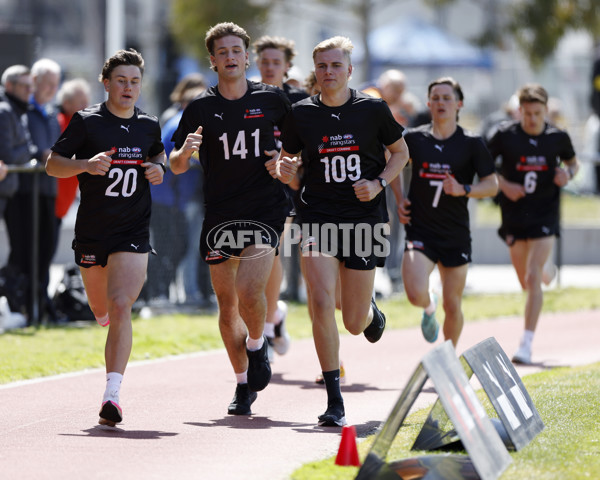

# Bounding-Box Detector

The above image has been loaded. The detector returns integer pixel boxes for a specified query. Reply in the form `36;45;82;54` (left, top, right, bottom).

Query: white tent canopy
353;17;492;69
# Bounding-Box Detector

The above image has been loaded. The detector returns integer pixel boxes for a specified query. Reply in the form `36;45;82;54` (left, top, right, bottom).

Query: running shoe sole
98;400;122;427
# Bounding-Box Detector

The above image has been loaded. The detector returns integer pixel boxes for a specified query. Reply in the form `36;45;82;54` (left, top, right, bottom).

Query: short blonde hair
518;83;548;105
312;36;353;63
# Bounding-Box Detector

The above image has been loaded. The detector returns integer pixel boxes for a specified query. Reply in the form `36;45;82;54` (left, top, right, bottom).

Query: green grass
475;193;600;226
0;287;598;384
290;363;600;480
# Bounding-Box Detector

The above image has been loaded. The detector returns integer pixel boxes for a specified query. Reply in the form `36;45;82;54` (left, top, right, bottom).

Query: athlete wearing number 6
395;77;498;348
487;83;580;365
47;49;166;427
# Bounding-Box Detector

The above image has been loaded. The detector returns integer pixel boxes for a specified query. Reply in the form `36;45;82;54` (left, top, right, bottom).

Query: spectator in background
144;85;209;308
480;94;521;143
362;69;422;293
0;65;36;316
159;72;206;127
0;65;35;224
5;58;62;324
55;78;91;244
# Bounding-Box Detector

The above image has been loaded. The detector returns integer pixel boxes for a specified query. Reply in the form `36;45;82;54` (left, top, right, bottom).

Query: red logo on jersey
244;108;264;119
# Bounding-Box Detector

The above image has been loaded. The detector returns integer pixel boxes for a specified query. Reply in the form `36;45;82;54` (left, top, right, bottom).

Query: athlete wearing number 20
51;102;164;248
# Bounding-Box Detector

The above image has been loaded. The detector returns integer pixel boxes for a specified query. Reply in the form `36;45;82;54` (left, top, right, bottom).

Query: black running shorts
404;236;471;267
73;236;154;268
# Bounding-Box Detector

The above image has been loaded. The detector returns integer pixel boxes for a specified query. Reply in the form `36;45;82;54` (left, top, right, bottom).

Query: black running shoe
246;336;272;392
98;400;123;427
364;298;386;343
227;383;258;415
318;402;347;427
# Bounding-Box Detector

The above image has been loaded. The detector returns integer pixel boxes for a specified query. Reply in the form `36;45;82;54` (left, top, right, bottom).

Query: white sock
522;330;535;348
235;371;248;385
103;372;123;403
263;322;275;338
246;335;264;351
424;298;436;315
95;313;109;324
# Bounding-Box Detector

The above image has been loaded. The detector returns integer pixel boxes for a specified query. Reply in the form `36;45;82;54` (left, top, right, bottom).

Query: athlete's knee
107;293;134;319
524;270;542;291
404;286;428;308
442;297;462;318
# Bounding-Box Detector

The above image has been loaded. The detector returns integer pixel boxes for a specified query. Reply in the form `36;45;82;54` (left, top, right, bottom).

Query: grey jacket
0;89;36;197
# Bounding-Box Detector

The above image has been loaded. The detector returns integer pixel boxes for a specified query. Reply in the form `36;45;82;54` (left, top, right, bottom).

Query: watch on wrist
158;163;167;173
376;176;387;188
463;184;471;196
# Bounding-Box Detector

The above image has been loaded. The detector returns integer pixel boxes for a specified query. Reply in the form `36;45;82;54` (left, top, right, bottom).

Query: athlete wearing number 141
47;49;166;427
170;22;291;417
277;36;409;427
487;83;579;365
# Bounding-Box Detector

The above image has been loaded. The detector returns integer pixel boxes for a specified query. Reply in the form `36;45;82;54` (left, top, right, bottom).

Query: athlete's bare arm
554;155;579;187
275;148;302;185
141;150;167;185
498;173;526;202
353;136;409;202
443;171;498;198
46;149;115;178
169;126;203;175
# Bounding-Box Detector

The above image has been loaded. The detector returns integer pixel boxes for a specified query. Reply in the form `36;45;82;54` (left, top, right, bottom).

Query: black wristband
158;163;167;173
463;184;471;196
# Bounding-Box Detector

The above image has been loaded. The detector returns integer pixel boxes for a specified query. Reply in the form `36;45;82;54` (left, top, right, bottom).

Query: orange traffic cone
335;425;361;466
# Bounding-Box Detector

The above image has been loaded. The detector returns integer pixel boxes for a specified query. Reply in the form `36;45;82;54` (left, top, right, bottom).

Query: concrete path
0;309;598;479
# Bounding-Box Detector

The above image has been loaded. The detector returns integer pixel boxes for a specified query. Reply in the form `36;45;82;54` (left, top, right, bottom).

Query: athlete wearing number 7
487;83;579;365
395;77;498;347
47;49;166;427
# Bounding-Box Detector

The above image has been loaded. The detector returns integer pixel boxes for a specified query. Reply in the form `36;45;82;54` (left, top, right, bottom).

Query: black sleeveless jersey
487;121;575;229
280;89;404;221
51;102;164;243
403;124;495;247
172;80;291;221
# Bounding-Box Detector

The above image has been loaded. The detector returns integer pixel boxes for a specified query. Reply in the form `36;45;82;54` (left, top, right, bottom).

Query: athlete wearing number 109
277;36;409;427
47;49;166;427
170;23;291;417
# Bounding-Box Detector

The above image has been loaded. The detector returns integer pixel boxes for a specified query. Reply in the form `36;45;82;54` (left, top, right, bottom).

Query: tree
441;0;600;69
507;0;600;68
169;0;272;66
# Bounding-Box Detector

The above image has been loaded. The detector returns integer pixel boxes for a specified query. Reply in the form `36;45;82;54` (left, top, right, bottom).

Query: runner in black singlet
170;23;291;417
277;36;409;427
47;49;166;427
487;83;579;365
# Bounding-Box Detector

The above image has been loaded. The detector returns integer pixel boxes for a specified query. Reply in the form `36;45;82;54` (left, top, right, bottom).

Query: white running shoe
272;300;290;355
512;343;532;365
